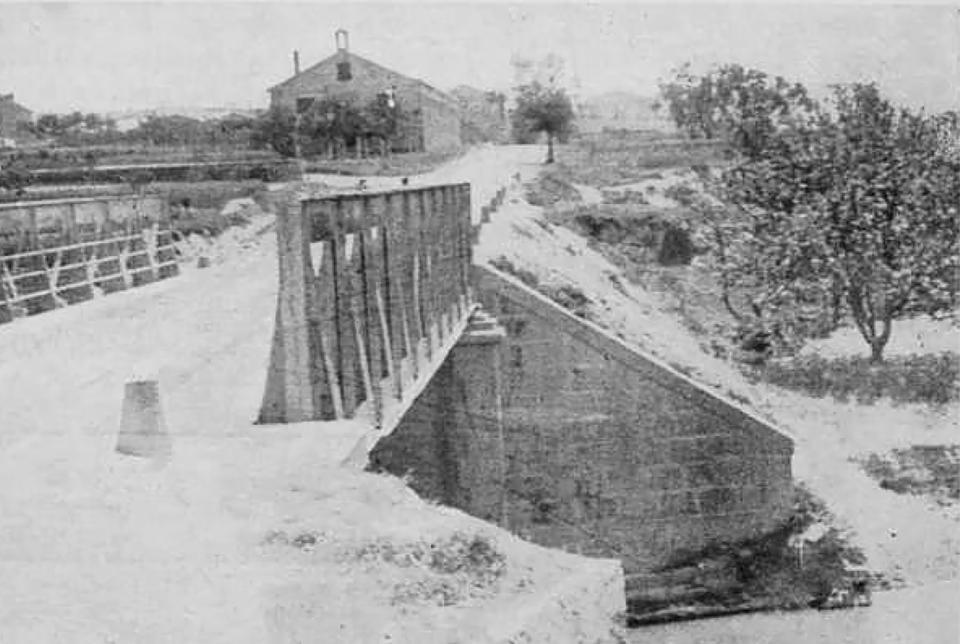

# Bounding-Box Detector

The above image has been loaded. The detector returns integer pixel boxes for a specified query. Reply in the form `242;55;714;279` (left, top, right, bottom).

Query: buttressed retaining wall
371;264;794;589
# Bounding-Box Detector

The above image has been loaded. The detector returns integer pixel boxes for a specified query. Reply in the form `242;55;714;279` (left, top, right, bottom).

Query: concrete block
116;379;171;460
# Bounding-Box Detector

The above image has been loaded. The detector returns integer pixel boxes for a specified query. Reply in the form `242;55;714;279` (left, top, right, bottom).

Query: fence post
259;195;318;422
361;195;387;427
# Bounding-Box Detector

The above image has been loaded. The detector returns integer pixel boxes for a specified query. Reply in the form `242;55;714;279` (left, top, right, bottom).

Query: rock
220;197;257;217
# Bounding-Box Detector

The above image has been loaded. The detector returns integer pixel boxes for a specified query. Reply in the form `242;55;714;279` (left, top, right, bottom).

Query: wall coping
475;264;796;452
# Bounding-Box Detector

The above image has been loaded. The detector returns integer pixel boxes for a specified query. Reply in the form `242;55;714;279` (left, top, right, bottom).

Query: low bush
629;484;870;624
160;180;267;237
663;182;699;207
540;283;592;318
169;208;245;237
857;446;960;503
353;532;507;606
754;352;960;406
158;180;266;210
488;256;591;318
489;256;540;289
555;137;727;187
524;164;581;207
301;148;461;177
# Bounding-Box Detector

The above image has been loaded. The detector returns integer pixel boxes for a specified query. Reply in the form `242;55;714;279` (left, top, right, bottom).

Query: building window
337;62;352;82
383;86;397;109
296;97;315;113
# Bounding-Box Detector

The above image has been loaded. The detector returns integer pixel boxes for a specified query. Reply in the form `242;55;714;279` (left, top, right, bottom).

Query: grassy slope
476;135;959;617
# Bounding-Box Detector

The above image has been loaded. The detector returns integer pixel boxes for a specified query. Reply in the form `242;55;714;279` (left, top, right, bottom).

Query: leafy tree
251;106;297;157
0;160;31;195
297;98;367;157
511;81;575;164
659;63;820;158
362;93;402;155
699;82;959;362
208;113;256;147
131;114;205;147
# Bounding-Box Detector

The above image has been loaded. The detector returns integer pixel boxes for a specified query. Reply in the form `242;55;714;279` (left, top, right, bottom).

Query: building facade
0;94;32;142
268;30;461;154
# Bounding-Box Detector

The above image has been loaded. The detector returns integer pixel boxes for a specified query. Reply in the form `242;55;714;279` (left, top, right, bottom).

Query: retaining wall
370;264;794;589
0;195;178;322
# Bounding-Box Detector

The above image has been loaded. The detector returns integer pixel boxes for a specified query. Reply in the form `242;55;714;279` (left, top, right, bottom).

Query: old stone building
268;30;461;154
0;94;32;142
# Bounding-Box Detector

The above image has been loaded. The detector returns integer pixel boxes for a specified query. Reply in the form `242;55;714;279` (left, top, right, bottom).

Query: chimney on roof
335;29;349;54
293;50;301;75
334;29;352;81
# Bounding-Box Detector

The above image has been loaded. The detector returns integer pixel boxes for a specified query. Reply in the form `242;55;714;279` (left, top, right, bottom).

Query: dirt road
0;145;547;643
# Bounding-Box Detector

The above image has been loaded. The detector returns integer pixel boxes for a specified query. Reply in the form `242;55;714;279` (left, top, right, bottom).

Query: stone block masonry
371;264;794;588
269;33;462;154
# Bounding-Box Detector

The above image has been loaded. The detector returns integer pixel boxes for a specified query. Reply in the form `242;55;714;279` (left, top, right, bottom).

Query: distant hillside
576;92;675;134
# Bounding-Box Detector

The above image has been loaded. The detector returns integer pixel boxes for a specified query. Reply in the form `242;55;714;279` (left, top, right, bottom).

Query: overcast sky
0;2;957;114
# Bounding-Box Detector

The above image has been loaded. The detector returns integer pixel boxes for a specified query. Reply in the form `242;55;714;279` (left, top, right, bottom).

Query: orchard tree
511;81;575;164
659;63;820;158
703;82;959;362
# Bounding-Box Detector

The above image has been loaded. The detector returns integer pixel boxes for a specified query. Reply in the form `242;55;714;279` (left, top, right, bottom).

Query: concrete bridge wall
0;195;178;322
370;265;794;584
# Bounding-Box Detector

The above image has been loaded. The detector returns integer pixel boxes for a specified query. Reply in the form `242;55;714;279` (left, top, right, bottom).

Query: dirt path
0;146;570;643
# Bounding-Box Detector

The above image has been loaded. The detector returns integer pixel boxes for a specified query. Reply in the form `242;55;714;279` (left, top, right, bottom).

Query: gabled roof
268;51;459;111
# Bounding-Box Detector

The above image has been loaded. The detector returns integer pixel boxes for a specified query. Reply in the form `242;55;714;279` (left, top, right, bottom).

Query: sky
0;2;957;115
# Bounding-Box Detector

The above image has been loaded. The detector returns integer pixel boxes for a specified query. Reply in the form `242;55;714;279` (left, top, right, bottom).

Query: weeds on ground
159;180;267;237
662;183;700;207
489;256;540;289
301;149;461;177
352;532;507;606
158;180;267;210
753;352;960;406
856;446;960;505
489;256;593;318
628;484;870;624
539;284;593;318
524;164;581;207
170;208;251;237
554;137;727;186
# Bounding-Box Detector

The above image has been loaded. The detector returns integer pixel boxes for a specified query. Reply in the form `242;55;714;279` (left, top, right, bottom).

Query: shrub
489;256;540;289
656;224;695;266
663;183;699;207
353;532;507;606
629;484;867;621
524;164;580;207
857;446;960;502
754;352;960;406
540;283;592;318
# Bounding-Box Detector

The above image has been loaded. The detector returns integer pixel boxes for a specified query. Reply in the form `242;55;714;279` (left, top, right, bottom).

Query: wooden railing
0;195;178;322
259;183;474;424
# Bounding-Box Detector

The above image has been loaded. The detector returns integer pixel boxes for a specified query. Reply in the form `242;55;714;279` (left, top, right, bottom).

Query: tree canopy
511;81;575;163
658;63;820;158
663;68;959;362
253;94;407;159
